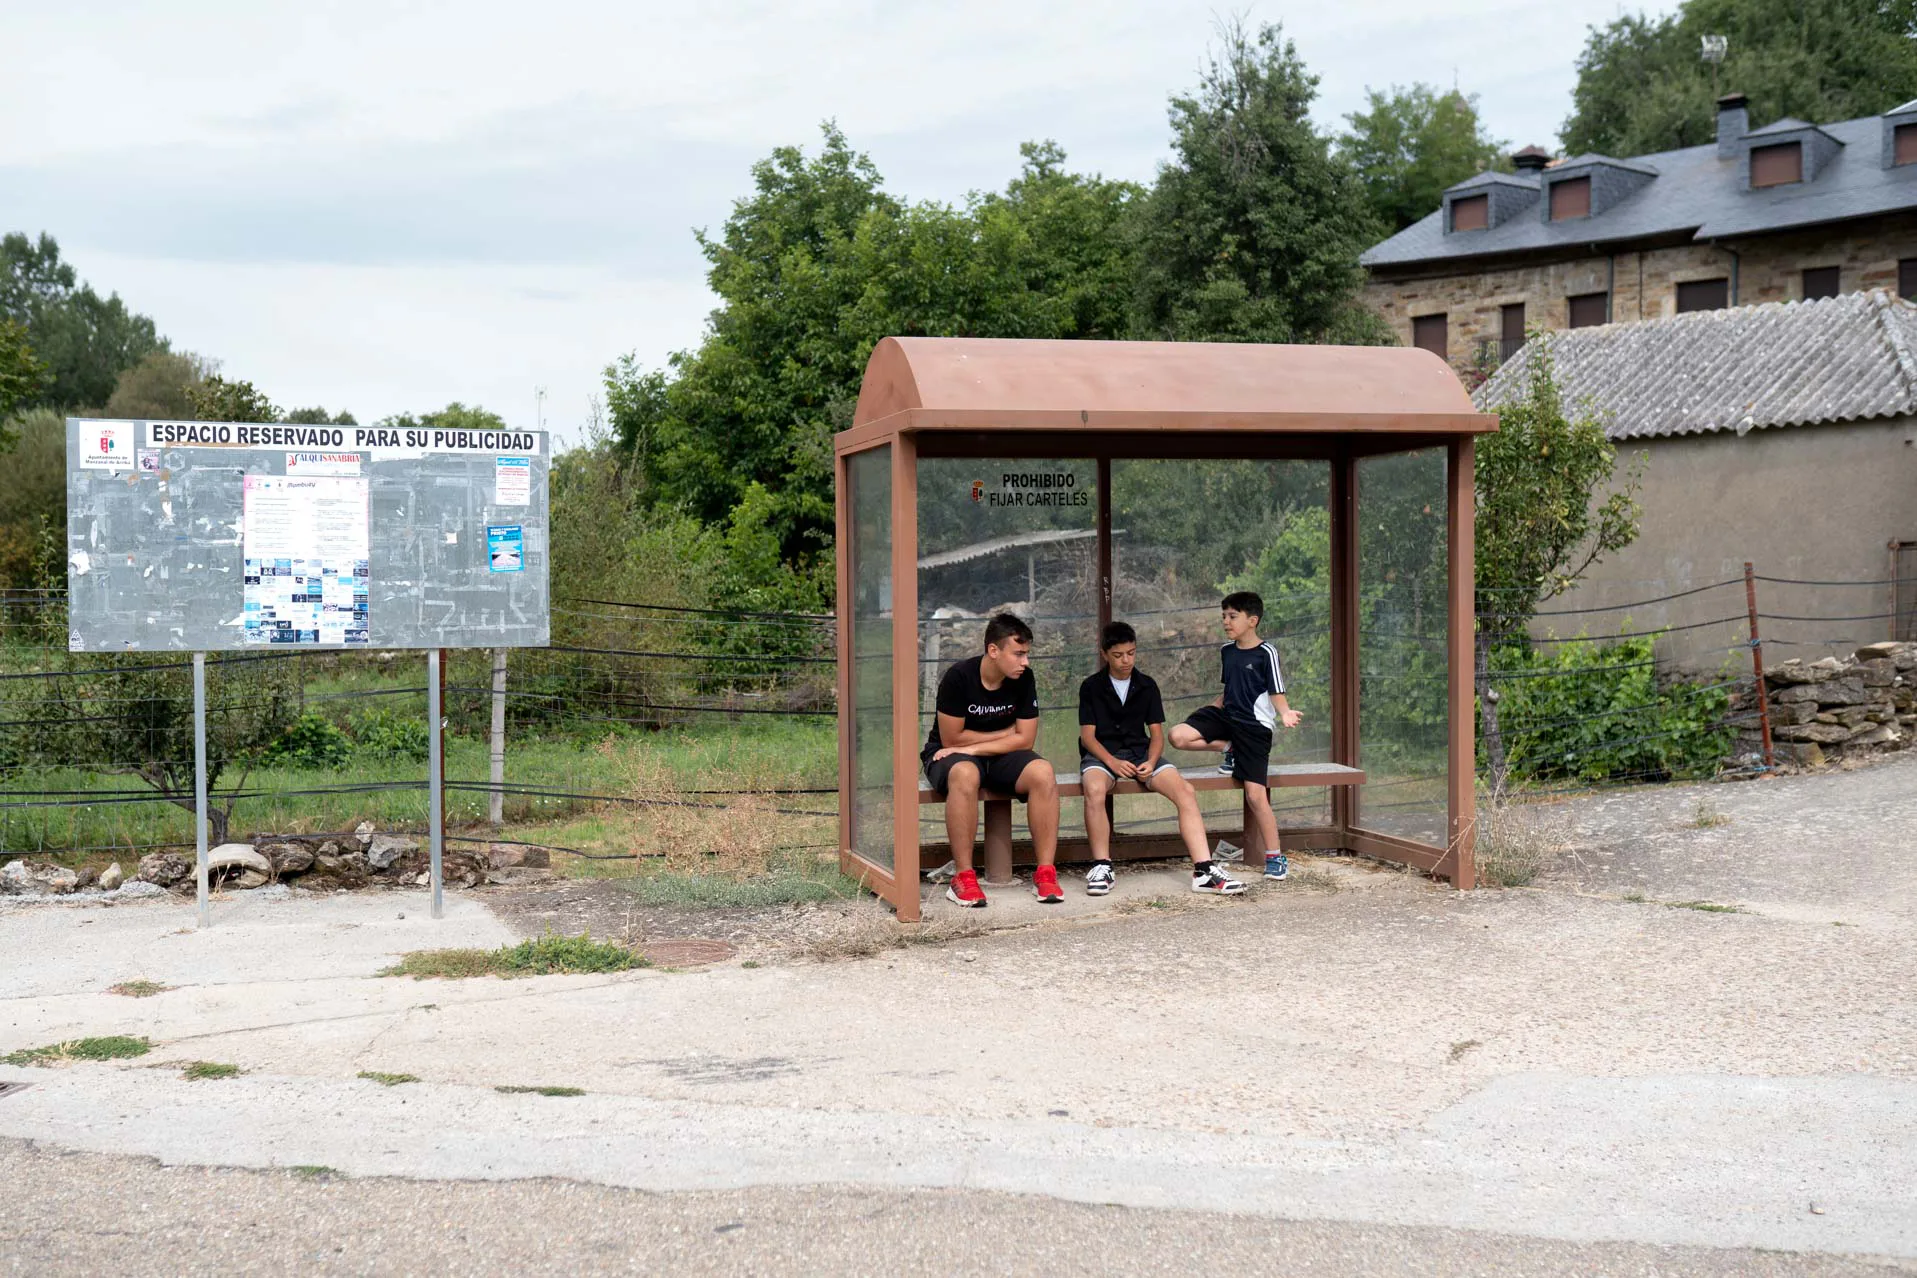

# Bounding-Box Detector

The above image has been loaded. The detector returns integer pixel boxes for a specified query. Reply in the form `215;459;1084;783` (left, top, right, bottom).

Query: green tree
0;319;46;442
185;374;280;423
283;406;357;425
377;402;505;432
1474;336;1644;785
605;126;1139;572
1;232;165;409
104;350;209;420
1563;0;1917;157
0;407;65;587
1338;84;1507;232
1131;19;1388;346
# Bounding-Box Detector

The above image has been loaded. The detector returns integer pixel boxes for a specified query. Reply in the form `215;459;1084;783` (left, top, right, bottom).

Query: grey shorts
1079;745;1177;780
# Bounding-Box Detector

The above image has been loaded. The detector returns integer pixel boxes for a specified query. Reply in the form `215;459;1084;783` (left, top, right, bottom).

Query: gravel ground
3;1141;1907;1277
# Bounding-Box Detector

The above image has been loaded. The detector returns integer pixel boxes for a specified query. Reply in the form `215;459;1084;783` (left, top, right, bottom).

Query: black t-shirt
922;655;1039;761
1077;670;1166;755
1220;640;1286;730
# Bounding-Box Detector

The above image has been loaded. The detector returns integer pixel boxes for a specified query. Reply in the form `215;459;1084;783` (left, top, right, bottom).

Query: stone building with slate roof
1473;291;1917;660
1363;94;1917;374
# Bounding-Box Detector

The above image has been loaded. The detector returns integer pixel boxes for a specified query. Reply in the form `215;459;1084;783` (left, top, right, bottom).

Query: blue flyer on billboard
487;524;524;573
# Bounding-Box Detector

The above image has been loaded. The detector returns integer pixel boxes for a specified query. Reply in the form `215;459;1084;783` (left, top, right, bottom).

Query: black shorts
1181;706;1272;785
1079;745;1177;780
923;749;1046;799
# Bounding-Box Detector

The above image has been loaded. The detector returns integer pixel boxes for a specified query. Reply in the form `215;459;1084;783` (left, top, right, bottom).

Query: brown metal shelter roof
846;337;1495;442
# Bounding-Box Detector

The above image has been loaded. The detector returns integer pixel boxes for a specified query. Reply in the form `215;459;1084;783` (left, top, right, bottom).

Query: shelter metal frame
835;338;1497;922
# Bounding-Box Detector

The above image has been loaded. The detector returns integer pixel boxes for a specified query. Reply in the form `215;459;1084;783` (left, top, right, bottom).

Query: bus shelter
834;337;1497;921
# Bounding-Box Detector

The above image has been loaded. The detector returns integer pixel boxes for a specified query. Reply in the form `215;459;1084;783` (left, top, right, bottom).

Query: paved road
2;753;1913;1273
3;1140;1905;1277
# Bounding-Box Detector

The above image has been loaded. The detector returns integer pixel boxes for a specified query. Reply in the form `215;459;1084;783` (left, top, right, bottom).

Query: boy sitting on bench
1079;622;1245;896
922;612;1063;908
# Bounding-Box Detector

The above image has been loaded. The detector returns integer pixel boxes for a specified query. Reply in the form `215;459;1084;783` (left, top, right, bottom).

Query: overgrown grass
5;1035;150;1066
290;1165;341;1180
380;932;648;979
182;1060;241;1080
1689;799;1731;829
1667;899;1743;914
616;853;864;907
1473;786;1576;888
107;980;173;998
495;1084;585;1097
358;1070;420;1086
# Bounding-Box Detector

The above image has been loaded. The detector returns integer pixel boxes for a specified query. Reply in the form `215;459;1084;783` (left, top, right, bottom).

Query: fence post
489;647;507;826
1744;562;1775;771
428;648;444;919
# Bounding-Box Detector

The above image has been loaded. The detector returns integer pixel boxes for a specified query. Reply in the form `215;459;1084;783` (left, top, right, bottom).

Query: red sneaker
946;869;987;908
1033;864;1064;904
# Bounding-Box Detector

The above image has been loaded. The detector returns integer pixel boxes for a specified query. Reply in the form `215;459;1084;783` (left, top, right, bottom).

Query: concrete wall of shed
1534;416;1917;669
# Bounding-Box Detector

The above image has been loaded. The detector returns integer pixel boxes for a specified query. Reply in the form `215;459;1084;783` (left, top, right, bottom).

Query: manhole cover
0;1081;31;1099
642;938;737;967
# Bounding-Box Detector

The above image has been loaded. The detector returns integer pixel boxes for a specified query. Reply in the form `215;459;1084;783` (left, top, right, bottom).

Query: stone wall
1735;641;1915;768
1365;210;1917;364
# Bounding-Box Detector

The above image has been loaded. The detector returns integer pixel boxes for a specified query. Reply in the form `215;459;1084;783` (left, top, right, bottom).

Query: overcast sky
3;1;1675;447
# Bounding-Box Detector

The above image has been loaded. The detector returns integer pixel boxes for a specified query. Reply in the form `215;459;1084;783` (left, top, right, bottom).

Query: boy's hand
1280;708;1304;729
931;746;960;762
1109;758;1138;779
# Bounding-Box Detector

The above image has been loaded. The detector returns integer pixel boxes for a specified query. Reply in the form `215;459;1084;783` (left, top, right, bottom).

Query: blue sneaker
1264;853;1289;881
1218;748;1235;776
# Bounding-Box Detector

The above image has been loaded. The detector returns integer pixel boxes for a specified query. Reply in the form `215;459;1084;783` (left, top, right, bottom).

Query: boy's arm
1272;692;1303;729
932;715;1027;757
1143;722;1164;772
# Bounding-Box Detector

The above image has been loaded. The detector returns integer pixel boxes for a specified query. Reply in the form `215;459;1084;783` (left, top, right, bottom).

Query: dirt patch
482;877;898;961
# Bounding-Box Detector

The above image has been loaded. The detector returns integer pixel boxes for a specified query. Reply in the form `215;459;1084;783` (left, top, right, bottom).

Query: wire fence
0;568;1903;865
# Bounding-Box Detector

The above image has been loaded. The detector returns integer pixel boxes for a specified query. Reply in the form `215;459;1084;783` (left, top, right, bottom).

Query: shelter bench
917;762;1364;884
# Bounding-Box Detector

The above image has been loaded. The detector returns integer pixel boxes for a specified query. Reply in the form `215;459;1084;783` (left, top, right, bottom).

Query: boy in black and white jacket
1169;591;1303;880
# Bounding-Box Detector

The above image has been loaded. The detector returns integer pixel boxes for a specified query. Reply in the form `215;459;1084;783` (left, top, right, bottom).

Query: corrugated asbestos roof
1362;112;1917;270
1472;290;1917;441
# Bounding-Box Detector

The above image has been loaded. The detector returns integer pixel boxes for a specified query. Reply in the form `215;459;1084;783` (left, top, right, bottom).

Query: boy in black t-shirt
1170;591;1304;880
1078;621;1245;896
922;612;1062;908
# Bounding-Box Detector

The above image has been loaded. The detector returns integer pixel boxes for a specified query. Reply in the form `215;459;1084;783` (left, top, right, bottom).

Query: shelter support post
835;452;853;877
982;801;1015;885
889;435;922;921
1445;437;1477;888
193;653;209;929
1096;457;1112;634
1329;453;1360;836
428;649;445;919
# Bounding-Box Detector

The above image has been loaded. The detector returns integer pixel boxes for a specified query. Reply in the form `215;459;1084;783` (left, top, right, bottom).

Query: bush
265;712;354;769
1484;635;1734;785
350;707;429;762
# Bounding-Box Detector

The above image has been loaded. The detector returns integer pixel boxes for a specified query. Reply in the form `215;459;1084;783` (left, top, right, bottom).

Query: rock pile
1748;640;1914;767
1;829;549;900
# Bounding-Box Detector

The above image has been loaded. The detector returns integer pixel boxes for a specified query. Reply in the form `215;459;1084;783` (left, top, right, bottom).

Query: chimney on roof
1512;146;1551;175
1716;93;1749;158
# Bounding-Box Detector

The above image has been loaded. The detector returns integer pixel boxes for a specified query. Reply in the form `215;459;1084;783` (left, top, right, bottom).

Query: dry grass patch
107;980;174;998
794;911;992;962
1472;785;1578;888
358;1071;420;1086
496;1084;585;1097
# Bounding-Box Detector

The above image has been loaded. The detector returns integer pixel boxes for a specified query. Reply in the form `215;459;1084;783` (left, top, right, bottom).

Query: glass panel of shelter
1110;459;1335;845
916;457;1100;851
1356;448;1449;846
846;446;894;873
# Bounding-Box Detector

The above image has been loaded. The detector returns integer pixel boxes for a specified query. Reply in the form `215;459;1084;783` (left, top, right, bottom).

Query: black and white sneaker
1192;864;1246;894
1217;748;1235;776
1085;861;1115;896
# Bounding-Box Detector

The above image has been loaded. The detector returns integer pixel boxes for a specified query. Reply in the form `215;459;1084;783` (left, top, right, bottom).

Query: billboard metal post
489;647;507;826
193;653;210;929
428;648;445;920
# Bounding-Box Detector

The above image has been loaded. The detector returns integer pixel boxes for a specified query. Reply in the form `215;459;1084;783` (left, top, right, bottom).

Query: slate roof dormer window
1751;142;1803;188
1549;177;1591;221
1896;123;1917;167
1450;195;1488;232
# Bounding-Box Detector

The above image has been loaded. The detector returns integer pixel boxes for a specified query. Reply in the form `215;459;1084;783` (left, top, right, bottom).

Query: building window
1902;259;1917;298
1450;195;1488;232
1567;292;1609;328
1549;176;1591;221
1412;314;1448;358
1896;123;1917;167
1499;303;1526;360
1751;142;1803;188
1677;278;1730;312
1801;266;1840;300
